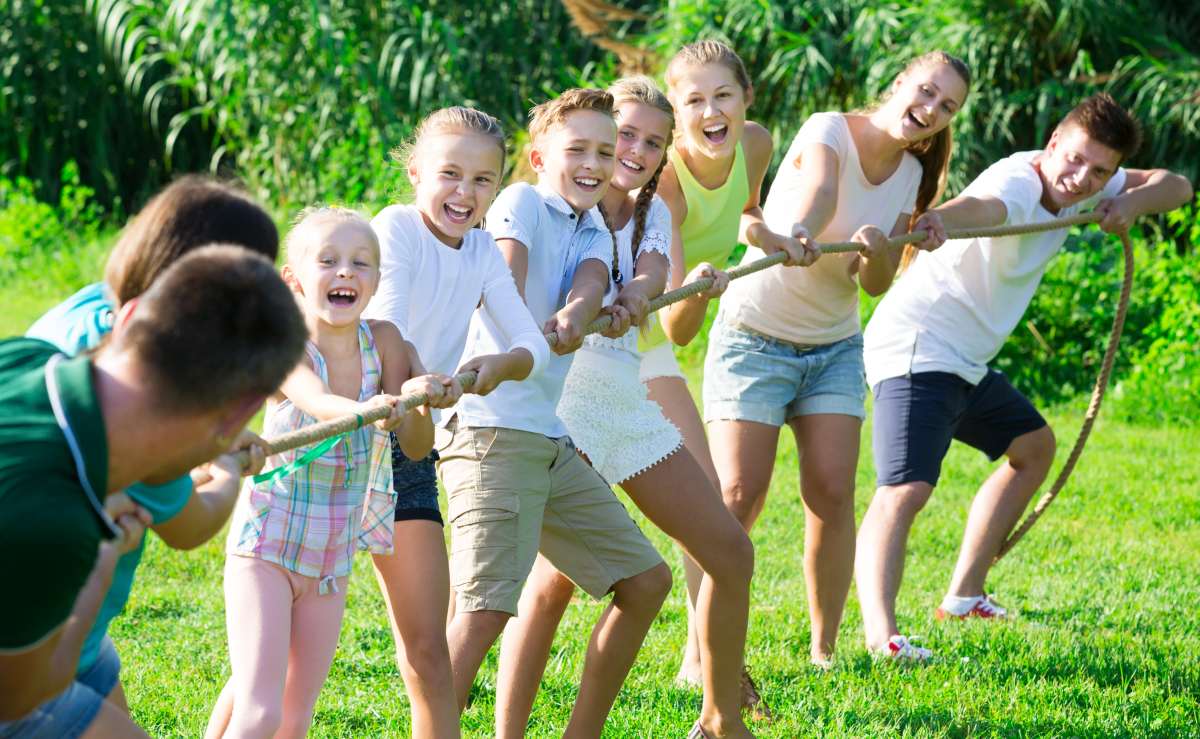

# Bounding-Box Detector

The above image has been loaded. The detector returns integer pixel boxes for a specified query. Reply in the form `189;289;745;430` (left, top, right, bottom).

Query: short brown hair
104;176;279;305
1059;93;1142;162
114;245;306;413
528;88;615;142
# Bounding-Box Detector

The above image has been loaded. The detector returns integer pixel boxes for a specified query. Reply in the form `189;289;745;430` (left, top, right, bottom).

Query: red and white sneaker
934;594;1009;621
885;634;933;662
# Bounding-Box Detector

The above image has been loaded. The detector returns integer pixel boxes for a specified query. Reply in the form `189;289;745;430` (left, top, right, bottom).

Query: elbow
160;530;210;551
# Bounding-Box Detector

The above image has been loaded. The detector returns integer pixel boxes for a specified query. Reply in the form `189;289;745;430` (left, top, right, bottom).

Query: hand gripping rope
241;211;1133;561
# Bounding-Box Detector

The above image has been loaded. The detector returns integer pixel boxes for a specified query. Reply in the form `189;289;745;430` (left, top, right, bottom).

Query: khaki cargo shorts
437;422;664;615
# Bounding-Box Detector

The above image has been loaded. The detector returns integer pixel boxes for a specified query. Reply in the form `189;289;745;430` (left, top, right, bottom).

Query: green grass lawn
7;284;1198;737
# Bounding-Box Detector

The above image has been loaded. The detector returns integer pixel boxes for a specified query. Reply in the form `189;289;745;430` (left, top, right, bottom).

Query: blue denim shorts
703;321;867;426
0;636;120;739
391;433;442;525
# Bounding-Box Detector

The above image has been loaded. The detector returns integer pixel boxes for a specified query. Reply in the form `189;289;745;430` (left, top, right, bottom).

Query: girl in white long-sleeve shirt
363;106;550;739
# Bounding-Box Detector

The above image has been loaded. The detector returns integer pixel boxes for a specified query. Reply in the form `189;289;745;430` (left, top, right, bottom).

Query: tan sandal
687;720;714;739
740;666;774;722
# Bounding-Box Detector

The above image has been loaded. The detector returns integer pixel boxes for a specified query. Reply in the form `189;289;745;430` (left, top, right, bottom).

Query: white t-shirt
363;204;551;424
720;112;921;345
454;182;613;437
580;195;673;360
864;150;1127;387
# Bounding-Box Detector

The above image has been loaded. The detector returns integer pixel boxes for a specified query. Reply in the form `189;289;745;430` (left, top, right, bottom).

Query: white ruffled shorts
559;345;683;485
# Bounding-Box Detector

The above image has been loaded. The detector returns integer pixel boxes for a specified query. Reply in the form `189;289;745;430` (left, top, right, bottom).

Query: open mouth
444;202;473;225
327;288;358;307
702;123;728;144
574;176;602;191
905;110;931;130
619;158;644;173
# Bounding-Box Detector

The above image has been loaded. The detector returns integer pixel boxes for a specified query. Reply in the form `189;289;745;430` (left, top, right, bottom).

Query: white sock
939;594;982;615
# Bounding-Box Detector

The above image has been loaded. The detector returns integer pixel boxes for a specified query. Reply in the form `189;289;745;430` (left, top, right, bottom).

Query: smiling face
879;61;967;145
284;217;380;328
611;100;672;193
1036;123;1122;210
531;109;616;212
409;131;504;246
669;62;749;160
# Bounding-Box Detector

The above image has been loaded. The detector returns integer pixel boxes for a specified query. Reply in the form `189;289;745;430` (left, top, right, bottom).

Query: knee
1008;425;1056;473
532;569;579;611
616;562;672;610
708;524;755;586
721;475;767;522
397;634;452;686
802;476;856;522
873;483;933;521
231;703;283;739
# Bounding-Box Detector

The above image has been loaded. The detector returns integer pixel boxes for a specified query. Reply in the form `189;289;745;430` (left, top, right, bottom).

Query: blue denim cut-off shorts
0;636;121;739
390;432;442;525
703;320;867;426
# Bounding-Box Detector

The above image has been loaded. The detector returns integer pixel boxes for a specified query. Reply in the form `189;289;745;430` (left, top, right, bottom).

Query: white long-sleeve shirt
364;204;550;424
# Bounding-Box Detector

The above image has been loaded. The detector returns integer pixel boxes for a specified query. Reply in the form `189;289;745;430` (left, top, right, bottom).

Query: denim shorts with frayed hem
0;636;120;739
703;320;867;426
390;434;442;525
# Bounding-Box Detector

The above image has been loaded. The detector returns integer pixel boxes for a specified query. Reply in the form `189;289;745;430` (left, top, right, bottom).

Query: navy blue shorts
390;433;442;525
872;370;1047;488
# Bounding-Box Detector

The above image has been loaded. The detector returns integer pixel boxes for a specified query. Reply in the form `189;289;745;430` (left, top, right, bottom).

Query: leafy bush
0;163;107;289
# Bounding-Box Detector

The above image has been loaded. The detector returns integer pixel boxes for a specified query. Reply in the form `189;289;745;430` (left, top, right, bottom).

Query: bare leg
625;453;755;738
105;679;129;713
446;610;511;711
855;482;933;651
79;700;151;739
707;420;780;532
646;375;722;686
789;414;861;663
947;425;1056;597
495;554;577;739
563;563;672;738
203;683;234;739
276;586;347;739
373;520;461;739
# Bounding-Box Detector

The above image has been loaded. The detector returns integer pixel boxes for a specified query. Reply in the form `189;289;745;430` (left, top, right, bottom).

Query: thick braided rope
251;209;1124;554
995;226;1133;560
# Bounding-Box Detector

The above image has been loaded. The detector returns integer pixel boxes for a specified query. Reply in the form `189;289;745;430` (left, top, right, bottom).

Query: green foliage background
2;0;1198;420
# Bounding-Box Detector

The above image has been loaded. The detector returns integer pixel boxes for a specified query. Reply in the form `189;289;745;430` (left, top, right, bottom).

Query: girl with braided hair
494;77;756;739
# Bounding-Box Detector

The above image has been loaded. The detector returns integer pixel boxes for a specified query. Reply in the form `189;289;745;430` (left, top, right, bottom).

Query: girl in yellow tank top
644;41;817;725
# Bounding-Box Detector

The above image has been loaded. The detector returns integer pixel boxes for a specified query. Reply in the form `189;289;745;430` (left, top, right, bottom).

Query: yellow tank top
642;141;749;350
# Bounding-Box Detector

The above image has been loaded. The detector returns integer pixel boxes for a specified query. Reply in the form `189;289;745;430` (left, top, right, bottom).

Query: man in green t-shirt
0;245;307;726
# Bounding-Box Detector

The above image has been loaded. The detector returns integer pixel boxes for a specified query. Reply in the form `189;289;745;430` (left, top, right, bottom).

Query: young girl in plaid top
208;208;455;739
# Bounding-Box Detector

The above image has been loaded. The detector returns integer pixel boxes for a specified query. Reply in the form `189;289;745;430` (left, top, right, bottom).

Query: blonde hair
392;106;507;175
284;206;379;265
608;76;673;261
888;51;971;272
528;88;623;284
665;40;752;95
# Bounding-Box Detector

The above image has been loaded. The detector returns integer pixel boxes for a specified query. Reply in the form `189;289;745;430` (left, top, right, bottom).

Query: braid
595;200;621;285
630;156;666;264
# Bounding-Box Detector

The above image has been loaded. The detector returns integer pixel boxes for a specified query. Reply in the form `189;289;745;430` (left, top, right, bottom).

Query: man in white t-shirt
857;94;1193;660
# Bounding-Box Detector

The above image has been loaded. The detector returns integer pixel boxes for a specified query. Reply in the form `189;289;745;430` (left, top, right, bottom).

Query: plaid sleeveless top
227;321;395;592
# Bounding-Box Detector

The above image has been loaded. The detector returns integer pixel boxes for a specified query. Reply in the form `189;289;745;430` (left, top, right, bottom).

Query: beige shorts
437;422;664;615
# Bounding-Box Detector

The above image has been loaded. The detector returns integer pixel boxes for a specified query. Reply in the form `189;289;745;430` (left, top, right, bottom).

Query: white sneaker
935;594;1009;621
886;634;933;662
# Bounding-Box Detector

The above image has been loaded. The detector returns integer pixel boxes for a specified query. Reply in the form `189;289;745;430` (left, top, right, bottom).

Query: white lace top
584;194;673;358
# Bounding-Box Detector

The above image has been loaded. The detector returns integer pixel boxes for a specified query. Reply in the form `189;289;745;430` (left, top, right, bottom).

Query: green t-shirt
0;338;111;650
